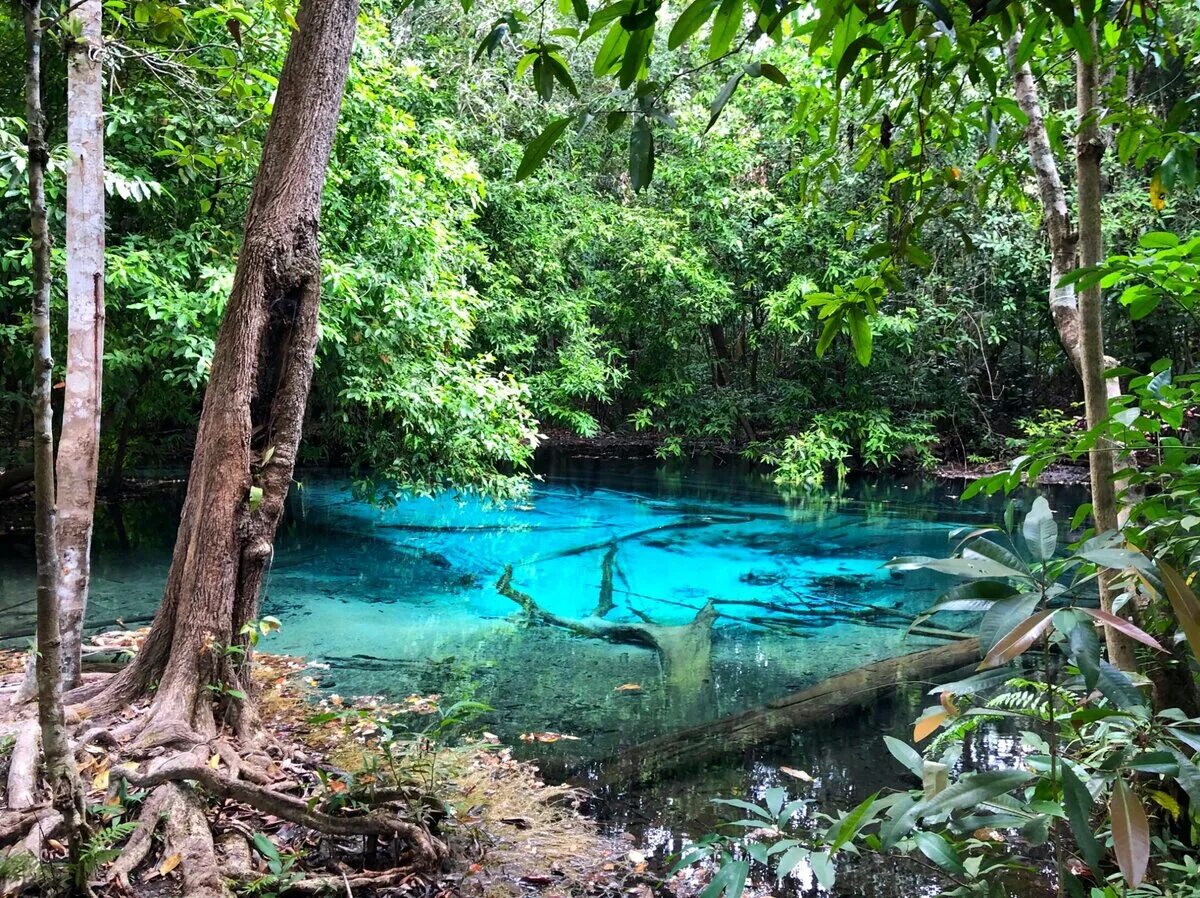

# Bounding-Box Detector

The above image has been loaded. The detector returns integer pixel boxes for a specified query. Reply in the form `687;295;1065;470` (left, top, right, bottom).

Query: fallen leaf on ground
158;852;182;876
614;683;642;692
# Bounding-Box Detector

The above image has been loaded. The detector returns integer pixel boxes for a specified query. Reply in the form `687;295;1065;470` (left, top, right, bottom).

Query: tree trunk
22;0;86;869
1007;40;1082;372
1075;29;1137;672
56;0;106;690
1007;36;1137;670
79;0;360;746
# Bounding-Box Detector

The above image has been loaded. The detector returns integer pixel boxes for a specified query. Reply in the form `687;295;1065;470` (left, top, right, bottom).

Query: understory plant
683;498;1200;896
758;409;937;487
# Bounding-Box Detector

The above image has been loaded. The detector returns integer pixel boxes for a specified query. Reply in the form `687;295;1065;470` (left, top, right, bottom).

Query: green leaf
835;35;882;84
884;769;1032;847
248;485;263;512
979;593;1041;652
1068;619;1101;691
593;22;629;76
669;0;719;48
707;71;745;132
1110;778;1149;888
700;858;750;898
915;831;966;876
629;117;655;191
1021;496;1057;561
754;62;789;85
252;832;281;863
1060;764;1103;872
826;793;879;850
883;735;924;779
846;307;872;366
619;23;653;88
708;0;743;60
516;117;572;180
1095;660;1146;710
1139;230;1180;249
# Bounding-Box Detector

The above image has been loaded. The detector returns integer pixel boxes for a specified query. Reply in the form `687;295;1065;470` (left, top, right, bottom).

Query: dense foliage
2;0;1195;493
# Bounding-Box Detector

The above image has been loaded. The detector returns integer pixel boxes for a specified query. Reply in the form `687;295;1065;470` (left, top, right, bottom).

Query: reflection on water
0;457;1080;895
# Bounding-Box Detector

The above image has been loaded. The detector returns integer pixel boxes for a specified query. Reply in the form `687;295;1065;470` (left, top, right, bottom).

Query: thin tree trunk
56;0;106;690
1075;28;1137;672
22;0;86;870
80;0;360;747
1007;40;1082;372
1007;36;1137;669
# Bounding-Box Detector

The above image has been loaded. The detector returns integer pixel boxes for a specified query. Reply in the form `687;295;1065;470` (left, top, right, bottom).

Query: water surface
0;457;1077;894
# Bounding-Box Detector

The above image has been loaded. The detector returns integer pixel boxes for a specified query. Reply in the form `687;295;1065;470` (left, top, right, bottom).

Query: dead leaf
208;753;221;769
779;766;812;782
158;852;182;876
91;768;110;792
615;683;642;692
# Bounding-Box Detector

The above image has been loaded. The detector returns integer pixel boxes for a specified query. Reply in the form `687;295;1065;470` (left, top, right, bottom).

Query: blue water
0;458;1078;895
0;458;1065;762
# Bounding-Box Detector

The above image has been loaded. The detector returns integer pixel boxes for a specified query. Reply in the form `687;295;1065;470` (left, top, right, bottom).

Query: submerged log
496;564;718;715
596;637;981;783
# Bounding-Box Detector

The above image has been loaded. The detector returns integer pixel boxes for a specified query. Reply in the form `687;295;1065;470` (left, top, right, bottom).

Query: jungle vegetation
0;0;1198;895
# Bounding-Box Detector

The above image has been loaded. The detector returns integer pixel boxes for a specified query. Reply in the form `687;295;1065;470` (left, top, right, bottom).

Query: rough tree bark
22;0;87;869
1007;35;1137;670
55;0;106;690
76;0;361;746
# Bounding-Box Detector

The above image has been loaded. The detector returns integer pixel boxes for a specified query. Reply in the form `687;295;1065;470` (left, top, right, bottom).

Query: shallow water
0;457;1080;894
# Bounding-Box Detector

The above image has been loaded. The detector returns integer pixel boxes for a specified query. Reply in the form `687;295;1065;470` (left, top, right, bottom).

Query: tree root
264;867;422;895
0;807;61;895
122;764;447;869
162;783;231;898
5;720;39;811
105;784;172;887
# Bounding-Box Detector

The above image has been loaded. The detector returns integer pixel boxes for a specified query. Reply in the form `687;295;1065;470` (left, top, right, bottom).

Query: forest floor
0;635;639;898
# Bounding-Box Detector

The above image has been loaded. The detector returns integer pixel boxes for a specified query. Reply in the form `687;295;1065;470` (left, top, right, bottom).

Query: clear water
0;457;1080;894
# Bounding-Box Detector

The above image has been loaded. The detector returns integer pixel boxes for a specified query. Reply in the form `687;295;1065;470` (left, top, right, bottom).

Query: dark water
0;457;1080;894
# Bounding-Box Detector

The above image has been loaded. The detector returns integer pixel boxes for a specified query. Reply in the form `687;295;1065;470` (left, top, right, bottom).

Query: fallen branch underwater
596;637;982;783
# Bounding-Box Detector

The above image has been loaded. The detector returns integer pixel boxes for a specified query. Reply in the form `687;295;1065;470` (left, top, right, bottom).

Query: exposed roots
266;867;420;895
104;784;172;887
162;783;230;898
124;763;448;869
5;721;38;811
0;806;61;894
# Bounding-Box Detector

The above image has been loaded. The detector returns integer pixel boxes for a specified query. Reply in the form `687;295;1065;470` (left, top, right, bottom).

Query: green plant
238;832;300;897
685;497;1200;896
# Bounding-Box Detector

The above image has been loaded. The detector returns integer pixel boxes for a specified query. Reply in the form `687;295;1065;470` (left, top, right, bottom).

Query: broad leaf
516;118;572;180
1076;608;1165;653
1110;778;1149;888
1068;619;1101;691
1161;562;1200;664
1060;763;1102;872
1021;496;1057;561
979;593;1040;652
915;831;966;876
883;735;924;778
1095;661;1147;711
826;793;879;850
980;610;1054;668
